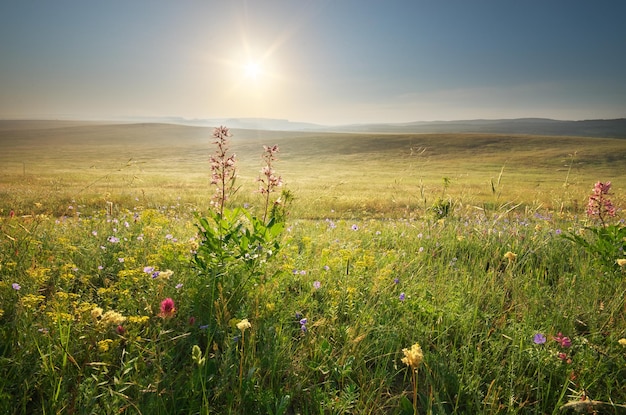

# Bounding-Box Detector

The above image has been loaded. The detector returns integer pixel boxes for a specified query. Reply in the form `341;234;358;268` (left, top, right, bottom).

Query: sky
1;1;626;125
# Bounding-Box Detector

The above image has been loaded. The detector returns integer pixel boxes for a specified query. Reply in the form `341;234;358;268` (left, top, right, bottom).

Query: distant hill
324;118;626;138
2;117;625;138
159;116;626;138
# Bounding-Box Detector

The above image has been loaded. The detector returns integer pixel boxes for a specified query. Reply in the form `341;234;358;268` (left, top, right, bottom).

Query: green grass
1;121;626;414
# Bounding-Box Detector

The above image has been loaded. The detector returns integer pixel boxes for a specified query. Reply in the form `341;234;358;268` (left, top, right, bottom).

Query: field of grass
1;121;626;414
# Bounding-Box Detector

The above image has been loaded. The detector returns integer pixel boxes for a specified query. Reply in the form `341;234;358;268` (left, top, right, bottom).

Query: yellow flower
616;259;626;267
91;307;103;321
97;339;113;353
503;251;517;262
236;318;251;332
100;310;126;327
401;342;424;369
618;338;626;347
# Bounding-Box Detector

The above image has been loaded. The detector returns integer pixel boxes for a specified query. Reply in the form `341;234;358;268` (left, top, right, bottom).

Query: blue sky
1;1;625;125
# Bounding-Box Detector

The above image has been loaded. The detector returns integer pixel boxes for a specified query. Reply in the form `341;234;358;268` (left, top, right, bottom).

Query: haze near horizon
1;1;625;126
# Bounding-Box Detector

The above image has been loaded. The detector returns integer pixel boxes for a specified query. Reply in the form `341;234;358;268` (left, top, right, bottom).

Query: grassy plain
1;121;626;414
1;121;625;218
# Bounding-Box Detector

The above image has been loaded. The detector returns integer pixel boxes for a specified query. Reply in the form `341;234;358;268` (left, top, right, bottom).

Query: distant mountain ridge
2;116;625;138
325;118;626;138
151;116;626;138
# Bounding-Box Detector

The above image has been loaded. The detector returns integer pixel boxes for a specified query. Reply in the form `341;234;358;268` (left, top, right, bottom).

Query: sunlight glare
244;62;261;80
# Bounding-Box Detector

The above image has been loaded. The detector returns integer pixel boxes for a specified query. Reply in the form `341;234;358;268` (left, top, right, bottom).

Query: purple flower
313;281;321;290
351;224;359;231
393;277;400;284
98;265;104;270
533;333;547;344
176;283;183;289
143;266;154;274
107;236;120;243
399;292;406;301
12;283;21;290
299;318;308;326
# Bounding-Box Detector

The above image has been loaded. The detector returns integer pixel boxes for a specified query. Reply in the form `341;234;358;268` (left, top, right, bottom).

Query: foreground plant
563;181;625;272
193;125;287;363
401;342;424;414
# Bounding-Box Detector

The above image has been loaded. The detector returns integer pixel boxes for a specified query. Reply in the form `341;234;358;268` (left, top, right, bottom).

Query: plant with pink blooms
564;180;625;272
587;181;616;226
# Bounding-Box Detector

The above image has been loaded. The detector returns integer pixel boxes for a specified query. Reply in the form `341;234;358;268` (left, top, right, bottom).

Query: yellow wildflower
618;338;626;347
100;310;126;327
91;307;103;321
504;251;517;262
401;342;424;369
236;318;251;332
19;294;45;309
128;315;150;325
616;259;626;267
97;339;113;353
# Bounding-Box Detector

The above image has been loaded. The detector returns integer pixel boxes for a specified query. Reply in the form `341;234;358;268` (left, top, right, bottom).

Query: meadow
1;121;625;414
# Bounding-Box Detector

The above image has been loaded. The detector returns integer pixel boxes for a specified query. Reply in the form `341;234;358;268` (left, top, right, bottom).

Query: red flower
159;298;176;318
554;332;572;348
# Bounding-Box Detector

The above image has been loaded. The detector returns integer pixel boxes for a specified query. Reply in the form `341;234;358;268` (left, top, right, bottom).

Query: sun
243;62;262;80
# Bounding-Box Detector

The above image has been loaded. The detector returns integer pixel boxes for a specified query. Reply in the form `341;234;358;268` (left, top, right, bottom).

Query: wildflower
533;333;547;344
399;292;406;301
118;258;124;263
107;236;120;243
351;224;359;231
236;318;251;332
100;310;126;327
143;266;155;274
503;251;517;262
116;325;125;335
617;258;626;267
401;342;424;369
557;352;568;361
618;338;626;347
91;307;103;321
97;339;113;352
159;298;176;318
394;277;400;284
192;345;206;366
587;181;616;224
176;283;183;289
12;283;21;290
299;318;308;326
554;332;572;348
313;281;321;290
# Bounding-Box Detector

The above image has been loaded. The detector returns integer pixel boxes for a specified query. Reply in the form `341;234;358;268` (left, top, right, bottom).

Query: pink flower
159;298;176;318
587;181;616;223
554;332;571;348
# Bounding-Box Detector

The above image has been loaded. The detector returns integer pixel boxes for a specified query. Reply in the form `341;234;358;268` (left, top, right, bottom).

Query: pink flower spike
159;297;176;318
554;332;572;348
